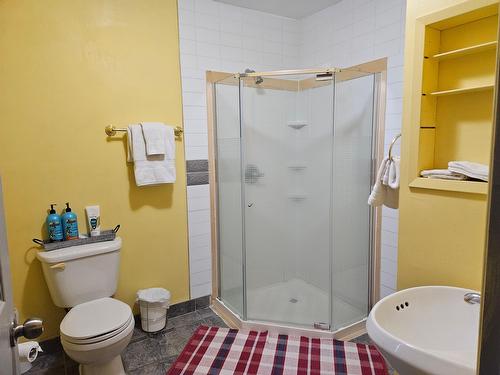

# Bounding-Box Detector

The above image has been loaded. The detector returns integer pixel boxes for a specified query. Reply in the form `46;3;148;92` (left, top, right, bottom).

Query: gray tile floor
27;308;393;374
27;308;226;375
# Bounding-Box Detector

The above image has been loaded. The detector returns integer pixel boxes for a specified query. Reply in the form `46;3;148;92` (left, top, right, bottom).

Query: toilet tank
36;237;122;308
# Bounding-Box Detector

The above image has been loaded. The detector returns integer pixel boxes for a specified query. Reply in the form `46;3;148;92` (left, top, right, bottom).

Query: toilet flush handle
50;262;65;270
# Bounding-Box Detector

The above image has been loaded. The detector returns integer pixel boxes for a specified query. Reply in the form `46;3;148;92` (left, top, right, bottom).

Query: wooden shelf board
428;84;494;97
409;177;488;195
431;41;497;60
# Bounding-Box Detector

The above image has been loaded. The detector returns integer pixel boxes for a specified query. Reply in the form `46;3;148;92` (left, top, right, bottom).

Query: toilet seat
61;297;133;346
62;315;133;345
61;315;134;354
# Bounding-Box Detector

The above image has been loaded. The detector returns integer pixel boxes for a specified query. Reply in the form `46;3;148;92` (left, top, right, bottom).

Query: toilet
37;237;133;375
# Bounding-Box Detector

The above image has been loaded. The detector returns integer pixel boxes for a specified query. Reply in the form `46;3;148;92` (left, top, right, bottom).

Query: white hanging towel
368;156;399;209
127;124;176;186
383;156;400;189
368;158;389;207
448;161;488;182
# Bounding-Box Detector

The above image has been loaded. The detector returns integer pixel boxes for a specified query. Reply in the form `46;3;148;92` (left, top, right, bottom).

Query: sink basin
366;286;480;375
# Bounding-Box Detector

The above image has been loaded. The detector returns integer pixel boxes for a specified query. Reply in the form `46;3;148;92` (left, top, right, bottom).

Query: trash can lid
137;288;171;303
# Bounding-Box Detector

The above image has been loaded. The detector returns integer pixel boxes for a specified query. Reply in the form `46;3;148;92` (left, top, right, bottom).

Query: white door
0;178;19;374
0;179;43;374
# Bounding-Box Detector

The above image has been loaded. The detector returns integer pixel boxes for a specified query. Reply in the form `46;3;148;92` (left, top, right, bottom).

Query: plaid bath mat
167;325;388;374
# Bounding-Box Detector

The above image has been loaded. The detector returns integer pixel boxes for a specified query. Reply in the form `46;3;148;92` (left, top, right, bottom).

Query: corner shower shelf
409;177;488;195
427;83;494;96
430;41;497;60
288;164;307;171
287;121;308;129
288;194;307;202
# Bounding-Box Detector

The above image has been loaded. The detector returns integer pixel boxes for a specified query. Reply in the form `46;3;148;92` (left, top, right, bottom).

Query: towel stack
421;161;488;182
127;122;176;186
420;169;467;180
368;156;400;209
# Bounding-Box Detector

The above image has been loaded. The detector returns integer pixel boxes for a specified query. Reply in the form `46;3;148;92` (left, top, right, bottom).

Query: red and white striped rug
167;325;388;375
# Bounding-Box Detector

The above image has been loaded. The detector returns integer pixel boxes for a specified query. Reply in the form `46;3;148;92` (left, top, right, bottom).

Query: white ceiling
214;0;342;19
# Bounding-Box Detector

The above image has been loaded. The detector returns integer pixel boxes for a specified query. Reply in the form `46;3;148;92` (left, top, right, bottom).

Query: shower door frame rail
206;58;388;340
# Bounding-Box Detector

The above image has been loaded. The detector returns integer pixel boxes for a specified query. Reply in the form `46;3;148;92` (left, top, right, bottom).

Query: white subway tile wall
179;0;301;298
299;0;405;298
179;0;405;299
179;0;301;161
187;184;212;298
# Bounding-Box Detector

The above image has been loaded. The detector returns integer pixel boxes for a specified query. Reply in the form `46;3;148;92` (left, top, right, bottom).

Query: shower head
244;68;264;85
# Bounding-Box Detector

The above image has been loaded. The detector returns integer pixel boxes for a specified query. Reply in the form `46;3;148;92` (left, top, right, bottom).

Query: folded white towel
140;122;166;156
368;156;399;209
127;124;176;186
140;122;176;160
448;161;488;182
420;169;468;180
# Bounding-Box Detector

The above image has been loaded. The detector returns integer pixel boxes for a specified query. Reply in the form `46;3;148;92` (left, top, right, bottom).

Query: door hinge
313;322;330;330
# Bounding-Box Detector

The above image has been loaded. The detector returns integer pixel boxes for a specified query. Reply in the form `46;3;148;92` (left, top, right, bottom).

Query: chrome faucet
464;292;481;304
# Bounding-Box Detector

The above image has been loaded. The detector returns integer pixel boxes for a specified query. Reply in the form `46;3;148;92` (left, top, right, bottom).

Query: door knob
10;317;44;346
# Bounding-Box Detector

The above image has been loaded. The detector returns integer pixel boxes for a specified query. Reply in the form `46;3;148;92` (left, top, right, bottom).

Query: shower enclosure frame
206;58;388;339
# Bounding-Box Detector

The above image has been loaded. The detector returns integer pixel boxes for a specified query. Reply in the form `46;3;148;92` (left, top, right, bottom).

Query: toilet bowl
36;238;134;375
60;297;134;374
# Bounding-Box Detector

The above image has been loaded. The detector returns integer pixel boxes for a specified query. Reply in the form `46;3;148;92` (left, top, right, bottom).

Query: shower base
247;278;365;330
212;278;367;339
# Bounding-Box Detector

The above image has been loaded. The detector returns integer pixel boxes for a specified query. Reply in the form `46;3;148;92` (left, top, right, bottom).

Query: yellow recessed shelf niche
414;4;498;195
430;40;497;60
427;83;494;96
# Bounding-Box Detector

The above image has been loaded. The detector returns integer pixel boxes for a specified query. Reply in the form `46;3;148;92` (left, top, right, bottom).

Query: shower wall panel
216;83;244;315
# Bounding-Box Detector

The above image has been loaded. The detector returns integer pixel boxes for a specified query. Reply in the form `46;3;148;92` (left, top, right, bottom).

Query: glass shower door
214;69;380;332
331;72;377;330
240;74;334;328
214;76;245;317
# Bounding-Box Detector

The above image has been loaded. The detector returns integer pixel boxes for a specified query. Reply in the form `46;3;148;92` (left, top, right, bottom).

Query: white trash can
136;288;171;332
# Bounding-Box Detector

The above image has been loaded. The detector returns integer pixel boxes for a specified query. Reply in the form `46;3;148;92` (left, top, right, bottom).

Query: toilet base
79;355;125;375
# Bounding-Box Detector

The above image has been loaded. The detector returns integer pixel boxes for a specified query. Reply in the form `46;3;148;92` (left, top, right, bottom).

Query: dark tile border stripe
186;159;209;186
186;160;208;173
187;171;209;186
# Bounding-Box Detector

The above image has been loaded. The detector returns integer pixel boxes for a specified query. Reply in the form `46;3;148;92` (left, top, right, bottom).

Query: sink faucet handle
464;292;481;304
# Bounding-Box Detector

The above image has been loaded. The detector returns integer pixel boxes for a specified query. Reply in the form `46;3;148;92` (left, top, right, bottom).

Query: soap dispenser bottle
62;202;79;240
46;204;63;242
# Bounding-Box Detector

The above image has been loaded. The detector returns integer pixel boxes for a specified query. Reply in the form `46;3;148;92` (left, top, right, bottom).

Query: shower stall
207;60;386;337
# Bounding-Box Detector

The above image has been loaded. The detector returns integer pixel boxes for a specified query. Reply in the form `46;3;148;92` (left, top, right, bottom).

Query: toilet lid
60;298;132;340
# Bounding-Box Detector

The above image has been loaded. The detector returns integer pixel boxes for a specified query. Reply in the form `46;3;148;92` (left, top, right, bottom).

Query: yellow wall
398;0;497;291
0;0;189;339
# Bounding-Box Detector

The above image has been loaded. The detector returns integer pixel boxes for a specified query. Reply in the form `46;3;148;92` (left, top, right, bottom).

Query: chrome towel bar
388;133;401;160
105;125;183;138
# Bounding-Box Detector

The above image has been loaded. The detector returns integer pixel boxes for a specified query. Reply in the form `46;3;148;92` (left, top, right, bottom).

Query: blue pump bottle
62;202;79;240
46;204;63;242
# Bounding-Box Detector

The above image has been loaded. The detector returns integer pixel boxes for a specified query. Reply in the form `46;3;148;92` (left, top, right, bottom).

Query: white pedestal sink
367;286;480;375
